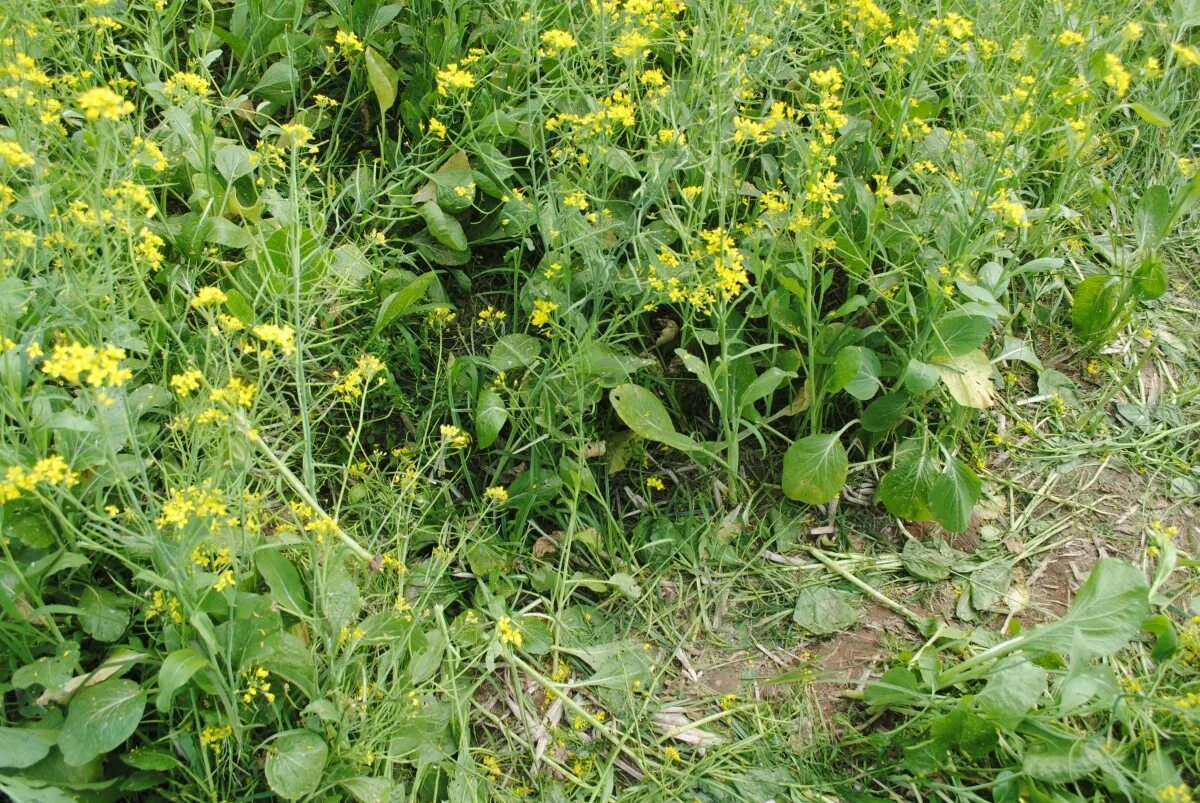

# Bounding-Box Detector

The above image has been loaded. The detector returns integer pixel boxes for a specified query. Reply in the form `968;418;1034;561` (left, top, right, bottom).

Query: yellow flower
190;286;227;308
78;86;133;121
199;725;232;754
1056;30;1085;47
440;424;471;449
531;298;558;328
335;30;363;56
170;369;204;397
664;745;682;763
483;486;509;504
162;71;209;103
40;341;133;387
540;29;577;56
436;63;474;95
427;117;447;140
646;476;665;492
251;323;297;356
496;616;523;648
1173;43;1200;67
0;141;35;169
279;123;314;150
1103;53;1131;96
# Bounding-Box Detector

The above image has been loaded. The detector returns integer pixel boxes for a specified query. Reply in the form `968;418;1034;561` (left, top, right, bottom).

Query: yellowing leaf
936;350;995;409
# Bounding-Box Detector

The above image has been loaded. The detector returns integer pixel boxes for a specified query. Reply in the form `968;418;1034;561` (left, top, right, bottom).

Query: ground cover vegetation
1;0;1200;799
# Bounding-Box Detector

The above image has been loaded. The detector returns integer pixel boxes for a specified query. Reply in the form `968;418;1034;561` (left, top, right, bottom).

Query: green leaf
928;459;981;533
155;648;209;712
863;666;923;709
792;587;859;635
861;391;909;433
936;350;995;408
900;538;961;582
608;572;643;600
364;47;399;114
1133;252;1168;300
319;558;361;634
1071;274;1127;345
782;433;848;505
408;628;444;683
373;272;436;335
1142;614;1178;662
932;314;993;359
877;454;936;521
844;347;881;400
489;334;541;370
976;657;1046;729
256;548;310;617
901;358;939;393
992;336;1043;370
609;384;701;453
1130;103;1171;127
1021;559;1149;658
1134;185;1172;249
341;776;395;803
419;201;468;252
77;587;129;643
58;678;145;766
1022;739;1104;783
929;699;997;759
265;730;328;800
0;725;58;769
474;387;507;448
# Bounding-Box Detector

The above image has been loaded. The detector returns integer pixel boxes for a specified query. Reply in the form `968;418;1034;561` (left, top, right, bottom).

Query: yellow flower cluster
335;30;363;56
0;141;34;169
483;485;509;503
134;227;165;271
0;455;78;503
332;354;387;401
155;484;229;530
496;616;523;648
199;725;232;754
40;340;132;388
440;424;471;449
163;71;209;103
436;63;475;95
145;590;183;623
540;29;577;57
190;286;227;308
251;323;297;357
989;192;1030;229
531;298;558;328
645;228;749;313
242;666;275;704
77;86;133;121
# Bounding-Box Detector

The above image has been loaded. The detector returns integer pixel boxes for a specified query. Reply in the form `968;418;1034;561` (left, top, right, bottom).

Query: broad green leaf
489;334;541;370
0;725;57;769
265;730;328;800
419;201;468;252
929;699;997;759
155;648;209;712
408;628;444;683
739;367;797;414
609;384;700;453
256;549;310;617
932;314;992;359
1021;559;1149;658
364;47;399;114
341;776;396;803
1133;253;1167;300
782;433;848;505
608;572;643;600
320;558;361;634
373;271;436;335
976;657;1046;729
579;341;655;388
928;459;981;533
877;454;936;521
969;561;1013;611
1142;614;1178;662
58;678;145;766
900;538;961;581
77;587;129;643
1022;739;1105;783
844;347;881;400
901;358;939;393
1134;185;1172;249
936;350;995;408
474;386;507;448
1071;274;1127;344
863;666;923;709
792;587;859;635
992;336;1043;370
861;391;909;433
